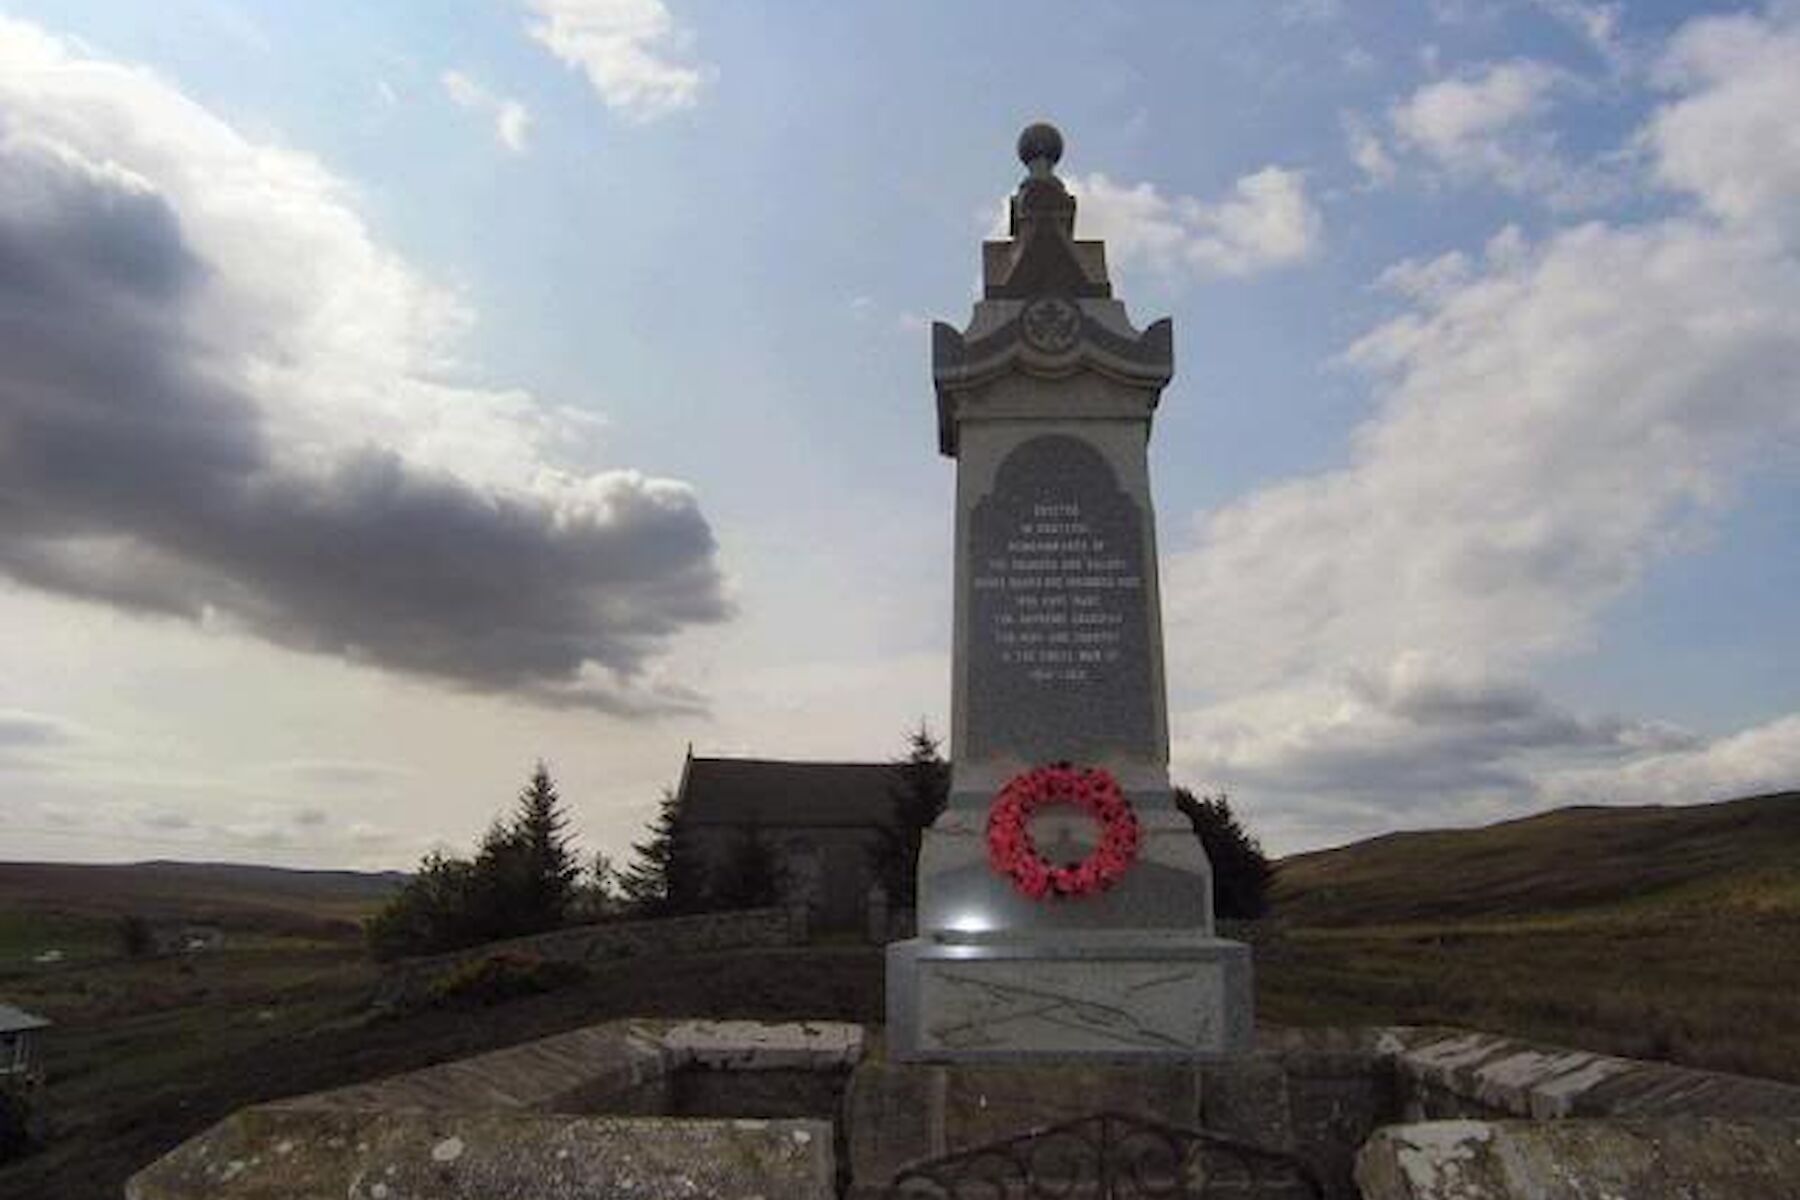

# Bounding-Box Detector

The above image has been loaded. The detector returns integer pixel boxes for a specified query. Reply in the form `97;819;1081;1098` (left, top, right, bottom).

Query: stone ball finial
1017;122;1064;170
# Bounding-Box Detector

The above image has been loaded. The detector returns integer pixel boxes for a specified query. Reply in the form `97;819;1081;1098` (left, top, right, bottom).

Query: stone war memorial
126;125;1800;1200
885;121;1252;1062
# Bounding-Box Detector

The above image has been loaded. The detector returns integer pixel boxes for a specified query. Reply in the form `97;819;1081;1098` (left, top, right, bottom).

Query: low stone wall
1357;1118;1800;1199
128;1020;862;1199
129;1018;1800;1199
1348;1026;1800;1199
371;906;806;1010
1372;1025;1800;1122
127;1108;836;1200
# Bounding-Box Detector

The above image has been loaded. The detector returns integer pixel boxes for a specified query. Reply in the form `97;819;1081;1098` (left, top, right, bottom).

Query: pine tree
509;761;580;931
618;786;701;916
706;820;786;910
872;721;950;907
1174;788;1272;919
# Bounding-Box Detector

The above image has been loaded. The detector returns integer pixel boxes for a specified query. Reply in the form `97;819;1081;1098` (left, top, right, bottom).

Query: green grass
0;942;884;1200
1261;791;1800;1081
0;912;115;969
1272;791;1800;927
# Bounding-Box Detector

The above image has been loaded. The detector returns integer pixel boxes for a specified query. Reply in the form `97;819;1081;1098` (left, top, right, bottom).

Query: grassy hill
1271;790;1800;926
1257;791;1800;1082
0;861;407;965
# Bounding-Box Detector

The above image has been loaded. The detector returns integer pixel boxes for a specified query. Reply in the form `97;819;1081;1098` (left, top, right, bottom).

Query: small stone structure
127;1019;859;1199
849;1025;1800;1199
372;905;803;1010
131;1020;1800;1198
0;1004;49;1093
886;122;1250;1060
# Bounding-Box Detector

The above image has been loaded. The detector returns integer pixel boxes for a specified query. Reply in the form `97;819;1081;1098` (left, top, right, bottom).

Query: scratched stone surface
917;958;1226;1054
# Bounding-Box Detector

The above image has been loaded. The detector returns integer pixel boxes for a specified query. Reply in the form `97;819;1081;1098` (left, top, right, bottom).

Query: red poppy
985;764;1140;900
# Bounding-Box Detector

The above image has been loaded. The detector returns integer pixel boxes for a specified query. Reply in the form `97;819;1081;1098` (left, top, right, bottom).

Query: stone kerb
129;1019;864;1199
372;906;803;1010
1373;1026;1800;1122
286;1019;866;1115
126;1107;837;1200
1355;1118;1800;1200
1352;1027;1800;1198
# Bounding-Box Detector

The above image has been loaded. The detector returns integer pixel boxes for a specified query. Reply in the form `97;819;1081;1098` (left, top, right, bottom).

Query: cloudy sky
3;0;1797;869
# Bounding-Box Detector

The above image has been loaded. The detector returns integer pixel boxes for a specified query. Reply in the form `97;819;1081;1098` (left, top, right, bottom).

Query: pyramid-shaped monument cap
931;123;1174;457
990;122;1106;297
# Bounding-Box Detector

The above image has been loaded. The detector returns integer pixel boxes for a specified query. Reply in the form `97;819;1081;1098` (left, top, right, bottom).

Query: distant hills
0;859;408;936
8;791;1799;936
1272;790;1800;927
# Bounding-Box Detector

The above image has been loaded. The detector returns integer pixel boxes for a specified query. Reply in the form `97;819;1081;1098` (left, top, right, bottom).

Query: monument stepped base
885;931;1252;1061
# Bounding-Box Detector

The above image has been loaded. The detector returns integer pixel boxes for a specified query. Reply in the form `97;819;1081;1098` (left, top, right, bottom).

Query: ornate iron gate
887;1111;1325;1199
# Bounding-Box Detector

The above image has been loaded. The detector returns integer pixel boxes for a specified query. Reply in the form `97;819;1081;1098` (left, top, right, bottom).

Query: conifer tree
618;786;701;915
1174;788;1272;919
872;721;950;907
508;761;579;931
705;820;786;910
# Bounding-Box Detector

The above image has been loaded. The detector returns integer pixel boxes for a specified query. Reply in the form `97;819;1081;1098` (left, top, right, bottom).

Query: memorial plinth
885;124;1252;1061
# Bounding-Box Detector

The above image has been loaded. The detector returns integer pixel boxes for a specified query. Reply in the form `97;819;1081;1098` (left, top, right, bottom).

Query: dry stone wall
371;906;804;1010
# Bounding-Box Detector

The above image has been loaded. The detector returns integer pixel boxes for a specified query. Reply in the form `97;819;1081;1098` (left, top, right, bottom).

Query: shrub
116;913;153;959
422;952;588;1009
365;763;583;960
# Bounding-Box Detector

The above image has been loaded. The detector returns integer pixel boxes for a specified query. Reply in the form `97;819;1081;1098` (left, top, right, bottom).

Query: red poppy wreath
986;763;1141;900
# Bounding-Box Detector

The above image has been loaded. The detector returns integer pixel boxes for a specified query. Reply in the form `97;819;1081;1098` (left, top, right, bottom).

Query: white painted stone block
659;1020;865;1070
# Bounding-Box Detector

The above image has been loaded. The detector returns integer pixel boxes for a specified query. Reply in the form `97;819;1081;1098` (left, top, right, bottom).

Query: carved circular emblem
1020;297;1080;354
986;763;1140;901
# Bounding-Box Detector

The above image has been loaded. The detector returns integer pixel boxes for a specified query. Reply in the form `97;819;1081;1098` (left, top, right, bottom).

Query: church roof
676;757;905;829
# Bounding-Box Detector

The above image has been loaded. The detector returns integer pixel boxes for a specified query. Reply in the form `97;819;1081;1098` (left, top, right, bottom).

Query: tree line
365;732;1270;961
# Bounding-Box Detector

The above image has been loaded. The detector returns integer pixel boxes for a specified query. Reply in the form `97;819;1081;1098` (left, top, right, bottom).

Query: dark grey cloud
1184;668;1704;847
0;710;74;749
0;134;729;713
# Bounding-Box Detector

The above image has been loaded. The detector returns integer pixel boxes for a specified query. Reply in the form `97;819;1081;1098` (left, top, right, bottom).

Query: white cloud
1381;58;1624;208
0;17;729;712
1166;8;1800;844
1173;657;1699;851
1343;113;1397;187
441;69;532;153
523;0;707;122
1373;247;1473;301
1392;59;1557;155
1531;0;1628;71
1067;166;1323;282
1280;0;1342;25
1649;12;1800;233
1542;714;1800;807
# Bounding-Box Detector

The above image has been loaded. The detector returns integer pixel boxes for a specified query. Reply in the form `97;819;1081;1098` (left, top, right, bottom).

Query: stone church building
672;751;906;933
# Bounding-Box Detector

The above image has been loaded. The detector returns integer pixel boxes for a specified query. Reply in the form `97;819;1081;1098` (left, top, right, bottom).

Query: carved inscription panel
965;434;1156;764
